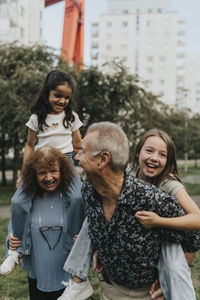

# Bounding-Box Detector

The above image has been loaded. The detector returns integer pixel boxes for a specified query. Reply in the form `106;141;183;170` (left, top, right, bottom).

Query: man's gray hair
87;122;129;173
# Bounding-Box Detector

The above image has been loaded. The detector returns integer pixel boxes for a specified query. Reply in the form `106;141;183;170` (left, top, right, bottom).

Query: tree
0;43;56;185
59;59;169;154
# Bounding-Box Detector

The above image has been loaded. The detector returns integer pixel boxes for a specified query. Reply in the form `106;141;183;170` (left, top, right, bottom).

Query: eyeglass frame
38;192;63;251
39;226;63;250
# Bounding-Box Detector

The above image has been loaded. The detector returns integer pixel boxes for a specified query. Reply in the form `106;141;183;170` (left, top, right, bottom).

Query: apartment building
184;55;200;114
91;0;187;109
0;0;44;45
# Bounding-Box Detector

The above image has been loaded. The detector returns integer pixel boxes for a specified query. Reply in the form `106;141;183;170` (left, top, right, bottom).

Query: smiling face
137;136;167;183
75;132;100;181
49;82;72;115
36;160;61;194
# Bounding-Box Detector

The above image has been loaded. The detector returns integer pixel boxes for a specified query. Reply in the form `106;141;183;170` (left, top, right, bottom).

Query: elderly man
74;121;199;300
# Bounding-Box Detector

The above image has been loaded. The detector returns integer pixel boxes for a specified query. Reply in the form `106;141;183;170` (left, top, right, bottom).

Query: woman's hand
93;251;103;273
150;279;165;299
16;176;22;189
135;211;161;229
9;234;21;251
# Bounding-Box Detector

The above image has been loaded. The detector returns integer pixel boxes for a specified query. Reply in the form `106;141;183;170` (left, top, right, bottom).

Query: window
106;33;111;39
106;22;112;28
105;44;111;51
159;79;165;85
20;28;24;38
146;20;154;27
147;56;153;62
20;6;24;17
146;80;152;85
121;44;128;50
121;21;128;28
147;67;153;74
160;56;166;62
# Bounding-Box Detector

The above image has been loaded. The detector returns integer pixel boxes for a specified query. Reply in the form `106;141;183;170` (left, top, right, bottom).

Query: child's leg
57;218;94;300
11;181;33;255
63;217;92;280
0;182;33;275
158;241;196;300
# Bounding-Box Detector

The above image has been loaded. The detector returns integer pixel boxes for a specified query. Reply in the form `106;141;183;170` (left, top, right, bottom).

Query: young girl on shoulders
56;129;200;300
0;70;83;277
17;69;82;185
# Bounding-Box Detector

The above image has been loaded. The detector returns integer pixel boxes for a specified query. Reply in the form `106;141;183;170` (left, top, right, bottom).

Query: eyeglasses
39;226;63;250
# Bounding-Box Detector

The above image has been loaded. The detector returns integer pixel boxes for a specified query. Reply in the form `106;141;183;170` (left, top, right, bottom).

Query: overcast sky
43;0;200;66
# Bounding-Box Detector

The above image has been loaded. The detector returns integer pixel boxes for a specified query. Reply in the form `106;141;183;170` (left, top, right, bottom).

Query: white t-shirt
26;111;82;154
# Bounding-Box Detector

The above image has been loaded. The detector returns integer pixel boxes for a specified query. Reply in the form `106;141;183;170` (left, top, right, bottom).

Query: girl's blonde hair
132;129;181;186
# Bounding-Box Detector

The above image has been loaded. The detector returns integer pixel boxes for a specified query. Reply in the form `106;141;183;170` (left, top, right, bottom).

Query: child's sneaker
57;278;94;300
0;250;22;276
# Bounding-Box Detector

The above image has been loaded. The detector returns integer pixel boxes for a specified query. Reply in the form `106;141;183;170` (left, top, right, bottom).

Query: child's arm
135;188;200;230
23;129;37;165
72;129;82;149
16;129;37;187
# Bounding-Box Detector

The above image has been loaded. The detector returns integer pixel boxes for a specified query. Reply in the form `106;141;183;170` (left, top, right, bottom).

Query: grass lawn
0;185;15;206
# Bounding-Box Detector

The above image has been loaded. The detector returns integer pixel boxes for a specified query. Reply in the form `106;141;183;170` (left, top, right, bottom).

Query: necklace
38;192;63;250
50;197;55;209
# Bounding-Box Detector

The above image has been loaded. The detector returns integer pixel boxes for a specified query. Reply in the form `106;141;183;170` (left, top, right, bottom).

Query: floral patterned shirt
83;174;200;288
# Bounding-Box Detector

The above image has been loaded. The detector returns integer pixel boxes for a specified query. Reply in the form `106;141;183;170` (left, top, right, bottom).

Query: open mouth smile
145;162;158;169
42;179;57;187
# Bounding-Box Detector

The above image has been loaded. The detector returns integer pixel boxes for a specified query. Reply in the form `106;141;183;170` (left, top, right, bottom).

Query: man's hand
9;234;21;251
135;211;161;229
93;251;103;273
150;280;165;300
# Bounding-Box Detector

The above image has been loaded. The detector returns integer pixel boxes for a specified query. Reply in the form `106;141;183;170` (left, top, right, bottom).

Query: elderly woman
4;146;84;300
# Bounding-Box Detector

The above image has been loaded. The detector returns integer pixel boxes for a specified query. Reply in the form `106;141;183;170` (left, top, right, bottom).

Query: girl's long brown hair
132;129;181;186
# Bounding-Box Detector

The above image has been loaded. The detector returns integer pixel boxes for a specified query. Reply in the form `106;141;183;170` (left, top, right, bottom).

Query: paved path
0;196;200;219
0;205;11;218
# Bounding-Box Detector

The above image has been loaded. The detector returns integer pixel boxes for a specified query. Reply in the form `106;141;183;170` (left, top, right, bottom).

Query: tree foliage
0;43;56;184
0;46;199;185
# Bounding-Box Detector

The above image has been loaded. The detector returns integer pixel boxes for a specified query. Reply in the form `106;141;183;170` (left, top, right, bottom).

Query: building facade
0;0;44;46
91;0;188;110
184;55;200;114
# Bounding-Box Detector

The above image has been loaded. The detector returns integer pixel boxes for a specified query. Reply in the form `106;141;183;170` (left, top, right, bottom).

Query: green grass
180;166;200;195
183;182;200;196
0;185;15;206
191;250;200;300
0;219;29;300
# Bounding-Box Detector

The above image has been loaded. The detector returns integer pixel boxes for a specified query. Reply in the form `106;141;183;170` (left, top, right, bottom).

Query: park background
0;0;200;298
0;43;200;299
